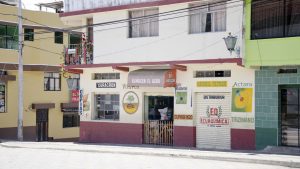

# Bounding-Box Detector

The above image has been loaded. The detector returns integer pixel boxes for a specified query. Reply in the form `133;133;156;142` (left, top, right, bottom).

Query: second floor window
189;3;226;34
129;8;159;38
55;31;63;44
0;24;18;49
44;72;61;91
251;0;300;39
24;28;34;41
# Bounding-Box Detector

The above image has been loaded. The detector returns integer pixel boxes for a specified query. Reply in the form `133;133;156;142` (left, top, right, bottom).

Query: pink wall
173;126;196;147
231;129;255;150
80;121;143;144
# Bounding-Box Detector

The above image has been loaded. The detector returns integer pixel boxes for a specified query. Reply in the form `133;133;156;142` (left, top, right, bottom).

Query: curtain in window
130;10;143;38
285;0;300;36
211;3;226;32
189;4;208;33
251;0;284;39
145;8;159;36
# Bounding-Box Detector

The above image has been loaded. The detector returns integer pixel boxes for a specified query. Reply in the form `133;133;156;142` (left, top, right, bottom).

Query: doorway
144;96;174;146
36;109;48;141
281;88;300;147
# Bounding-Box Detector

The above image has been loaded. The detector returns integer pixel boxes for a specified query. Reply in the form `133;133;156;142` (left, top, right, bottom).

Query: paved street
0;141;299;169
0;146;294;169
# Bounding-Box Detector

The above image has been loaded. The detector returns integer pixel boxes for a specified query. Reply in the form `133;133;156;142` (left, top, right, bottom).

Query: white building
60;0;255;149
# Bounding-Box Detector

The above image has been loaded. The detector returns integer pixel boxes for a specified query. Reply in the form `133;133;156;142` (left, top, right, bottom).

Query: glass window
251;0;300;39
189;2;226;34
129;8;159;38
0;24;18;49
24;28;34;41
63;113;80;128
55;31;63;44
95;94;119;120
44;72;61;91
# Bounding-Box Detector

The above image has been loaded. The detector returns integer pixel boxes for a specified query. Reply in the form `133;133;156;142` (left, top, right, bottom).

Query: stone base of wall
80;121;143;144
173;126;196;147
231;129;255;150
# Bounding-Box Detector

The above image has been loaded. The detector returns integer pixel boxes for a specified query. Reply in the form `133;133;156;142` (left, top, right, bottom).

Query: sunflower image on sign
123;91;139;114
232;88;253;112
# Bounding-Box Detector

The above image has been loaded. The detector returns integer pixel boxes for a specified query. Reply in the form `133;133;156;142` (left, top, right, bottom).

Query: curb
1;143;300;168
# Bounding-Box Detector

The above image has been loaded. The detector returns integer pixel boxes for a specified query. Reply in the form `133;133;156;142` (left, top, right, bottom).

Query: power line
0;0;243;36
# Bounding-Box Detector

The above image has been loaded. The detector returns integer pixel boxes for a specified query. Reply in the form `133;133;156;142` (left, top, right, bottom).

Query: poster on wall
122;91;139;114
231;88;253;112
0;84;5;112
176;91;187;104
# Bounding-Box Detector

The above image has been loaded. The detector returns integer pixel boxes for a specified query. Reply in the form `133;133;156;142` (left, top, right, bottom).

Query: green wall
255;66;300;149
245;0;300;67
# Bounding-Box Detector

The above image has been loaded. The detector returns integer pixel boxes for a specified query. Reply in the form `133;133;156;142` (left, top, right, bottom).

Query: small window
93;73;120;80
24;28;34;41
278;69;297;74
189;2;226;34
55;32;63;44
44;72;61;91
194;70;231;78
95;94;119;120
63;113;80;128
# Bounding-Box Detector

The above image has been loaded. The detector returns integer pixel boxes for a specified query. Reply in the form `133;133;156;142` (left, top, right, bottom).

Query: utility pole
17;0;23;141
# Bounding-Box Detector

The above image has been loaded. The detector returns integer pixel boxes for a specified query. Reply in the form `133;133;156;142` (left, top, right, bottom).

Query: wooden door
36;109;48;142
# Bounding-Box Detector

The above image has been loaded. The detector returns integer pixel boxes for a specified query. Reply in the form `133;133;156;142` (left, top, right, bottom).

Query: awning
128;69;176;87
61;102;79;113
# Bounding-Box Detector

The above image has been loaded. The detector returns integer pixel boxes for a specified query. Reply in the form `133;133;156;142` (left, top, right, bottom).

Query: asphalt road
0;146;293;169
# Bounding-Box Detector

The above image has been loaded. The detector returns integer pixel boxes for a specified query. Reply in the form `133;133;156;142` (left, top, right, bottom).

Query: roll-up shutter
195;92;231;149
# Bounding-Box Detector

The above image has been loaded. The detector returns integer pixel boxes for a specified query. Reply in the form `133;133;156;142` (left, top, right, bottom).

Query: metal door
36;109;48;142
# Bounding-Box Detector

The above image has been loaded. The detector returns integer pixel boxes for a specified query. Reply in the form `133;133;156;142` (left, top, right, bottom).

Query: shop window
63;113;80;128
54;31;63;44
0;24;18;49
0;83;6;113
93;73;120;80
129;8;159;38
194;70;231;78
251;0;300;39
95;94;119;120
146;96;174;121
24;28;34;41
44;72;61;91
189;2;226;34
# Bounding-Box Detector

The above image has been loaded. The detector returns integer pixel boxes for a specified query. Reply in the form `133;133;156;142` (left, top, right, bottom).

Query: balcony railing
65;43;93;65
64;0;159;12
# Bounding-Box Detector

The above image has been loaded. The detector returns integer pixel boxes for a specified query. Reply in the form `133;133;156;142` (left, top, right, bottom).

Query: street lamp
223;32;237;55
66;76;77;90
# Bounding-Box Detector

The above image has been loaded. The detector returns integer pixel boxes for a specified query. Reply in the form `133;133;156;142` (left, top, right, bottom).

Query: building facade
0;4;80;141
245;0;300;149
61;0;256;149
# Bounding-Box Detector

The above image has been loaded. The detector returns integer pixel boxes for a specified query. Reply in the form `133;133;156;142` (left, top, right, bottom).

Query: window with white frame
44;72;61;91
95;94;119;120
189;2;226;34
129;8;159;38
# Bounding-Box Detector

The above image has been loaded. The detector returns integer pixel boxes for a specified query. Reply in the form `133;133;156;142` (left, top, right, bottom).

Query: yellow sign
122;91;139;114
197;81;227;87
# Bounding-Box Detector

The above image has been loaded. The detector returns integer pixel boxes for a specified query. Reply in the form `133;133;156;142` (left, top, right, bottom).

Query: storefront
255;66;300;149
79;62;255;149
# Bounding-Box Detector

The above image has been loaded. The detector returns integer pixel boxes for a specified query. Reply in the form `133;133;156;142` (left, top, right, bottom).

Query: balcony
65;43;93;65
64;0;159;12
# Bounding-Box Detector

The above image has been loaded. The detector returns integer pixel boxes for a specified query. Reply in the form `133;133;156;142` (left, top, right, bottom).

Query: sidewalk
1;140;300;168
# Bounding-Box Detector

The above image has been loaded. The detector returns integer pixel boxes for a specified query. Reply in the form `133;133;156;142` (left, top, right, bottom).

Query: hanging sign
122;91;139;114
79;89;83;115
71;90;79;103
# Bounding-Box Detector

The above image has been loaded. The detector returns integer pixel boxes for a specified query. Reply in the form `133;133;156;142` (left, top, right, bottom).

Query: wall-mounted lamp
223;32;238;55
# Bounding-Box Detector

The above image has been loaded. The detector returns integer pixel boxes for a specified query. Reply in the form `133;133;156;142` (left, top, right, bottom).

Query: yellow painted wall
0;4;79;140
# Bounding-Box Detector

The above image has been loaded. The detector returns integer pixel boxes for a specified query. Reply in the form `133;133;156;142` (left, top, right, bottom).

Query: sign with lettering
231;88;253;112
79;89;83;115
200;106;229;127
197;81;227;87
71;90;79;103
96;82;116;88
0;83;5;113
174;114;193;120
122;91;139;114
